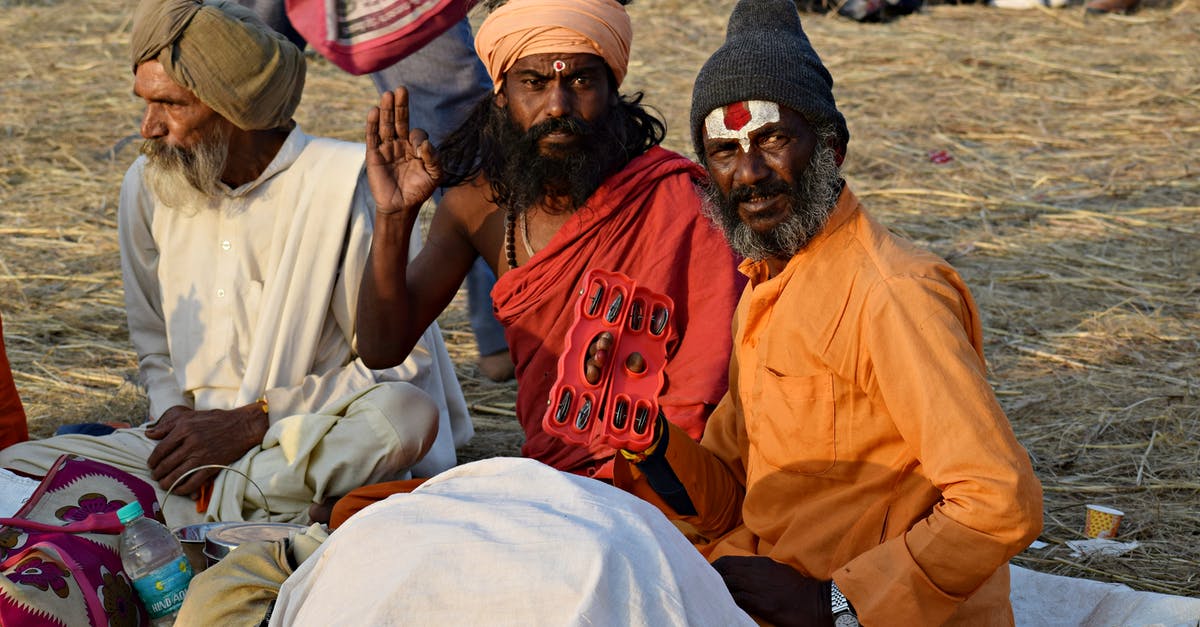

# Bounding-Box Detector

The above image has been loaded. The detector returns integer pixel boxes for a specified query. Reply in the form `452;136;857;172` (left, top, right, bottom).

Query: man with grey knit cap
614;1;1043;625
0;0;475;527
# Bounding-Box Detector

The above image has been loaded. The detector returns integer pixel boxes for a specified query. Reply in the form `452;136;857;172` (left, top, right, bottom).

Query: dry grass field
1;0;1197;597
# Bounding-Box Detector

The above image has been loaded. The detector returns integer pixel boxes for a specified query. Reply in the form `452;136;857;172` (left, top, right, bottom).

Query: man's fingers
585;363;603;384
163;466;217;498
585;332;614;357
392;86;410;140
417;139;441;180
379;92;396;141
365;106;381;149
408;128;430;155
146;433;180;471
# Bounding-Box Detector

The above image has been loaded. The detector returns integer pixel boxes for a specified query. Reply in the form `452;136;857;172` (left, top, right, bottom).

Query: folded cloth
176;523;329;625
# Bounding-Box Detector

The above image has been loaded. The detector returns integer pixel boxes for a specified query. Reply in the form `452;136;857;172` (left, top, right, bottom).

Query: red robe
493;147;744;474
0;313;29;449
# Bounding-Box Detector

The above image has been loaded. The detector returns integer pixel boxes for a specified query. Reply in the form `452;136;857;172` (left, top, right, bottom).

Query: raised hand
365;86;442;217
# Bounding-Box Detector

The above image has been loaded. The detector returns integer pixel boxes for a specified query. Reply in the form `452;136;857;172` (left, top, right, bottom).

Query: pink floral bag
0;454;162;626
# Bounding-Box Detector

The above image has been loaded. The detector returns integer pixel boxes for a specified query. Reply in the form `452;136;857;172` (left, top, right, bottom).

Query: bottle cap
117;501;144;525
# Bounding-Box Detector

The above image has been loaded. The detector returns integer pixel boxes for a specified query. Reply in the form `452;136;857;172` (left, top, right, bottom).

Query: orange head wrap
474;0;632;93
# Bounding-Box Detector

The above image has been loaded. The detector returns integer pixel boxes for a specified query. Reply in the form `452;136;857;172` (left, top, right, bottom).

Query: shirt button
221;240;231;251
216;288;226;298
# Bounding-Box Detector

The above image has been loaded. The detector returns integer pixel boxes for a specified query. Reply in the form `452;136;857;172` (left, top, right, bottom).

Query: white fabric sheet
271;458;756;627
1011;564;1200;626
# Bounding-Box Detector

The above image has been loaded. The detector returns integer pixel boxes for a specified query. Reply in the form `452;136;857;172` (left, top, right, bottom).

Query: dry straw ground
1;0;1197;597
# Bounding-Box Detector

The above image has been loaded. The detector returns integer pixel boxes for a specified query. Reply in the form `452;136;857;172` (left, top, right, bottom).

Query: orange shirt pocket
749;369;836;475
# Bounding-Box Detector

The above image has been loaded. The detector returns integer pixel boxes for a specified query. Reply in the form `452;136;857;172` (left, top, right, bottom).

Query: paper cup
1084;504;1124;538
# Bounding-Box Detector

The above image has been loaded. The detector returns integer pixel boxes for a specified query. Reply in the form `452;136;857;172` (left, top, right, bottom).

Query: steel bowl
202;522;307;567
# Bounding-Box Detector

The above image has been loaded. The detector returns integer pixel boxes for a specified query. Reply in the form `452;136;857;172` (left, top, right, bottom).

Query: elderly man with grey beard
0;0;473;527
612;1;1044;626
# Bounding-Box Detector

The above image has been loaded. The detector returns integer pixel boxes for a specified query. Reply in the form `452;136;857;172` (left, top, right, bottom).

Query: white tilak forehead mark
704;101;781;153
553;59;566;72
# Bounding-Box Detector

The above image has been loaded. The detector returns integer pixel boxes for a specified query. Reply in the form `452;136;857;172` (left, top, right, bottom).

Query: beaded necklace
504;207;519;269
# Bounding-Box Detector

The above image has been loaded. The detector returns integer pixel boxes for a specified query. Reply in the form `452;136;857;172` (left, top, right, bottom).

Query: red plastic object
928;149;954;164
542;269;674;452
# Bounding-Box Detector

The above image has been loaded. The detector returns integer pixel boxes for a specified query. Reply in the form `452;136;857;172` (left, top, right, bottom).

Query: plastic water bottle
117;501;194;626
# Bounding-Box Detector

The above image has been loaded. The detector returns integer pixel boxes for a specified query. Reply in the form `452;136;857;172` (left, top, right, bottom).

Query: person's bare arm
358;87;478;368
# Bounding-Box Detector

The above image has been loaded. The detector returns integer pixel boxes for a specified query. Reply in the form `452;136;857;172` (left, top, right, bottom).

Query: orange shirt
0;313;28;449
619;187;1042;626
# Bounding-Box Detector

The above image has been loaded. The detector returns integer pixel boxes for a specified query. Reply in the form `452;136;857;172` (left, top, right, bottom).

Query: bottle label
130;555;194;619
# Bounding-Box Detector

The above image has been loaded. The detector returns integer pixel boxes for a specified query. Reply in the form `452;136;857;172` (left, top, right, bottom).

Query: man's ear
494;79;508;108
826;135;846;167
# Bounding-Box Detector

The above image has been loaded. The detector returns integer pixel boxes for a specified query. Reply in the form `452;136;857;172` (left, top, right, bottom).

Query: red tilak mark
723;102;751;131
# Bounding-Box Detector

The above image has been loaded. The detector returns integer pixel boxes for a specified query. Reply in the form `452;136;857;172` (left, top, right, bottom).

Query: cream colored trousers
0;382;438;526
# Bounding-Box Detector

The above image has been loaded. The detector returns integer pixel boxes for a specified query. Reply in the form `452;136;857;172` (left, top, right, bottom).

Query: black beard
489;107;628;213
701;142;842;261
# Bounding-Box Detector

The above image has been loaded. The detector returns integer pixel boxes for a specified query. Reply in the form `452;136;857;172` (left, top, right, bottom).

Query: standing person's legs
465;257;513;380
371;19;514;381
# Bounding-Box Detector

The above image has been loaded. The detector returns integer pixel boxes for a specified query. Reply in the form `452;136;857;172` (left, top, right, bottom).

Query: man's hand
365;86;442;217
584;331;615;384
582;331;648;385
712;555;833;627
146;403;269;498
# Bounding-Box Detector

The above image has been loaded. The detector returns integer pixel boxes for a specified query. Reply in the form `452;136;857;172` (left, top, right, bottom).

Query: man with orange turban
0;0;474;526
340;0;744;515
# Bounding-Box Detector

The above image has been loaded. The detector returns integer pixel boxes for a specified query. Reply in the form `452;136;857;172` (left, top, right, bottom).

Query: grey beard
701;140;842;262
140;127;230;211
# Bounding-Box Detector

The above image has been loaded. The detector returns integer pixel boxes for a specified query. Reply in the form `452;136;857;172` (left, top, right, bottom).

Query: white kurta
0;128;471;523
118;127;471;472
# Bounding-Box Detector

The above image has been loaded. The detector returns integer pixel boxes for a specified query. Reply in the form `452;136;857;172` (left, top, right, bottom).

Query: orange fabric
617;187;1043;626
329;478;427;529
0;313;28;450
473;0;632;92
492;147;744;474
194;479;213;513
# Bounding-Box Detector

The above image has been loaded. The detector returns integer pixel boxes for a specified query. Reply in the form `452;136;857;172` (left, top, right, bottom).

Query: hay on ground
0;0;1196;596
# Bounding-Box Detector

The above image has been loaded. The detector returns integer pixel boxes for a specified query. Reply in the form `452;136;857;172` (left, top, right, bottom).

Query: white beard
140;127;230;213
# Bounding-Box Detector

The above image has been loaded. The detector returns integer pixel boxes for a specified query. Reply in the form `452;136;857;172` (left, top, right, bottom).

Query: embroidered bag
284;0;474;75
0;454;162;626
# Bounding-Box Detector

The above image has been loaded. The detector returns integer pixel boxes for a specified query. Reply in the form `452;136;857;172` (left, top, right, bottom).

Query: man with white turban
0;0;472;527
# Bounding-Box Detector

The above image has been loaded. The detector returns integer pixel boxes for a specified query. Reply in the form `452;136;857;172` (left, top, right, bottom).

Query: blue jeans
237;4;509;356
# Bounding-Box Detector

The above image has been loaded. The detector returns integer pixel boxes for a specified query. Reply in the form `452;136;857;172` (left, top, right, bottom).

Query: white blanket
1011;564;1200;626
271;458;755;627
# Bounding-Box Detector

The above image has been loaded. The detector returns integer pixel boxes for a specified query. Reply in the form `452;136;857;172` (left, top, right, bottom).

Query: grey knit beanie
690;0;848;159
